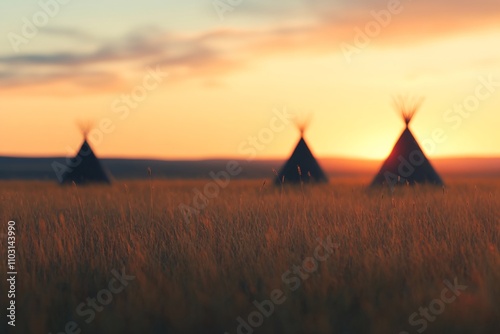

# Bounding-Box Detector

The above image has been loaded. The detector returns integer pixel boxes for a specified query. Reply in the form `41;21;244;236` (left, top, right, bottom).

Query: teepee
371;97;443;187
61;125;111;185
275;122;328;184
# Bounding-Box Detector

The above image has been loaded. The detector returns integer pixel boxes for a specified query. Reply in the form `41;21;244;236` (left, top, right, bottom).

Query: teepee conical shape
61;126;111;185
371;97;443;187
275;122;328;185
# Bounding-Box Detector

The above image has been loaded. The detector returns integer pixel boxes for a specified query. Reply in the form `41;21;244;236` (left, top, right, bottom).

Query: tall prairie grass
0;179;499;334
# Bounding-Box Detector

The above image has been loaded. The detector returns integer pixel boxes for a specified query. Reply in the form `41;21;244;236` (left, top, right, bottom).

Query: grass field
1;179;499;334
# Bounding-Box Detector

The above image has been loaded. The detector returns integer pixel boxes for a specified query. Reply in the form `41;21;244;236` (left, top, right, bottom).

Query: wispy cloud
0;0;499;94
39;27;98;43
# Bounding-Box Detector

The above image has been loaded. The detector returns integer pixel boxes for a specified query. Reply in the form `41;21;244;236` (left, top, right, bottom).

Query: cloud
0;27;253;93
0;30;165;67
39;27;98;43
0;0;499;94
0;69;123;96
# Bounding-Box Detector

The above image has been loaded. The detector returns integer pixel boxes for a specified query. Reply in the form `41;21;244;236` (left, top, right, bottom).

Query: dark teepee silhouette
371;97;443;188
61;125;111;185
275;122;328;185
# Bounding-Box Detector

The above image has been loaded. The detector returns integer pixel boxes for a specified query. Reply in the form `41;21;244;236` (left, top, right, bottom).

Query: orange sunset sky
0;0;499;160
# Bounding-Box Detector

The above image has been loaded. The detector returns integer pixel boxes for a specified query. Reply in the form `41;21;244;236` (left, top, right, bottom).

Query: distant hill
0;156;499;181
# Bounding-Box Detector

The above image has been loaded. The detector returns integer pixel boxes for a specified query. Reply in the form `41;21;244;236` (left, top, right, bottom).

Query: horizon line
1;154;500;162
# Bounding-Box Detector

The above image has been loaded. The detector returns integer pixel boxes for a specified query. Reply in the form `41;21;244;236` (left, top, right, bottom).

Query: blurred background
0;0;499;171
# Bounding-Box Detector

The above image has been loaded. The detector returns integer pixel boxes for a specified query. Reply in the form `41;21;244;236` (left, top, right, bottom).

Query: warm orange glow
1;2;499;162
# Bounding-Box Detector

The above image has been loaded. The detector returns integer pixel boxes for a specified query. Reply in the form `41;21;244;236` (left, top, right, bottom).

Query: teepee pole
393;96;423;127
